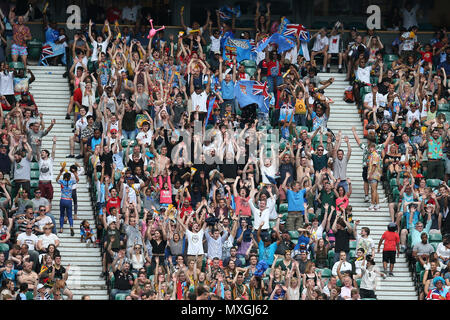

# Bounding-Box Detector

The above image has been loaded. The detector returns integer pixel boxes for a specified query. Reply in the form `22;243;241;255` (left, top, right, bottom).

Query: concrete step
61;256;103;263
322;75;417;300
378;296;417;300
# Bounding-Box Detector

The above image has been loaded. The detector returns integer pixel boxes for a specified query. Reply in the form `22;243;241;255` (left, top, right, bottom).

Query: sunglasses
40;209;46;212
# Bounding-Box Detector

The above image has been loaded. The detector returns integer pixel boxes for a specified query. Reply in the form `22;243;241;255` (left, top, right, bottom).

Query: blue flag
220;30;234;50
205;97;216;128
234;81;270;113
255;32;295;54
278;17;290;35
222;37;252;62
218;5;241;20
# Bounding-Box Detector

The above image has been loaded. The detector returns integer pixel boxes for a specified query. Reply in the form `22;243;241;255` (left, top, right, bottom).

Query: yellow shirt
294;98;306;115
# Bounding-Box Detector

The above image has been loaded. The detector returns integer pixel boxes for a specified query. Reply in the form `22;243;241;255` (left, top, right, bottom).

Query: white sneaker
374;204;380;210
364;195;369;202
367;205;374;211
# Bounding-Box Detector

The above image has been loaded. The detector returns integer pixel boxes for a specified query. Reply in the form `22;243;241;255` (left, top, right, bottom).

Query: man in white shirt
67;107;92;159
363;84;386;119
332;251;353;276
189;71;211;121
353;57;375;106
177;217;206;270
248;188;276;232
327;26;344;73
399;28;418;58
37;136;56;210
88;20;112;62
406;102;421;126
354;221;375;257
400;2;419;30
205;226;229;261
311;28;329;72
122;3;141;24
36;226;60;253
136;121;153;147
16;224;40;270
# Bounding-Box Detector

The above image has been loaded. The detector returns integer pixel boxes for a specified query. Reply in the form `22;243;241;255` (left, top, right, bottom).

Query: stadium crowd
0;1;449;300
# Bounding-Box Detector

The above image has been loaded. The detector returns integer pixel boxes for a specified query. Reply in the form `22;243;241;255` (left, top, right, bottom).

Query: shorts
369;179;379;184
38;181;54;202
382;250;396;264
73;88;82;106
362;166;368;182
11;44;28;56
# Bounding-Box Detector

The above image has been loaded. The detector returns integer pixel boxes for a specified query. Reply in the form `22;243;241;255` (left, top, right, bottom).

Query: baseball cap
107;215;117;226
37;283;45;290
110;128;118;134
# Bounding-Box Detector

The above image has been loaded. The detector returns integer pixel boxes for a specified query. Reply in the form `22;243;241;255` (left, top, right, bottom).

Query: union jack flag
252;81;269;100
284;24;310;42
39;44;54;66
250;39;256;53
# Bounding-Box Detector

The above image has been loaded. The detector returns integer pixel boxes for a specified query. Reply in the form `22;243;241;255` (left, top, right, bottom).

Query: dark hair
362;227;370;235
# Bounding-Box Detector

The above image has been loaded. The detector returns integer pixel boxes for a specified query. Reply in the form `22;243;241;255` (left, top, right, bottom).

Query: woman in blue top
56;163;79;236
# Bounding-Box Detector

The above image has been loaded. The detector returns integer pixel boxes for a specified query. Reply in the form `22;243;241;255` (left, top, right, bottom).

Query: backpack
344;86;354;103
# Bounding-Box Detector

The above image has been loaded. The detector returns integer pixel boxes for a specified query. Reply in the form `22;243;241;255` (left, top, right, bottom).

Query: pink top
235;195;251;217
159;175;172;204
336;196;349;211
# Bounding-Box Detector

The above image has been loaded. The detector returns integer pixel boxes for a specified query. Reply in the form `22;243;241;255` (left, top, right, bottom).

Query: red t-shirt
106;197;120;214
381;231;399;251
106;7;122;23
267;60;281;77
420;51;433;63
1;102;11;111
234;195;251;217
177;198;193;219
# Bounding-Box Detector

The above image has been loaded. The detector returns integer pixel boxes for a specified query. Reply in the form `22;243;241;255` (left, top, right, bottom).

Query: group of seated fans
0;3;449;300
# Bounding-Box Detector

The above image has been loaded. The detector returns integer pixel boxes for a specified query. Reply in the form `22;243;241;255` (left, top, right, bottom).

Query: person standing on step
55;163;78;236
9;12;32;68
352;127;391;204
377;222;400;277
425;123;448;180
36;136;56;211
358;254;386;299
332;132;352;193
331;211;354;265
354;220;375;257
280;173;312;232
367;143;382;211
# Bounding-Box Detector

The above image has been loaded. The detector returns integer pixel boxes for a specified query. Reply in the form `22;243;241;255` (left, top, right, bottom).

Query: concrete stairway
28;65;108;300
320;72;417;300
